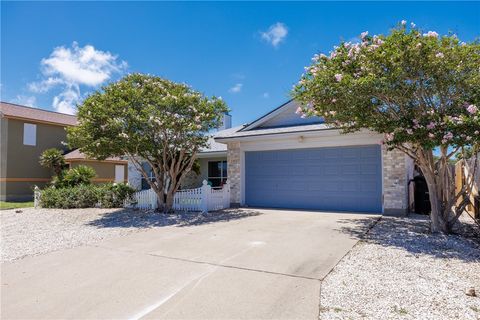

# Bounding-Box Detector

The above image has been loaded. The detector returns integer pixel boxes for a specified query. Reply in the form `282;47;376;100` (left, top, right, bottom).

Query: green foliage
61;165;96;187
67;73;229;210
292;24;480;151
40;183;135;209
40;185;99;209
67;73;228;160
98;183;136;208
39;148;66;176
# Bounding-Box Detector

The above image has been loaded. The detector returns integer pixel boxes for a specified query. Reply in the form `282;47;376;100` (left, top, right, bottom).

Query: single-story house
129;100;413;214
0;102;129;201
64;149;128;184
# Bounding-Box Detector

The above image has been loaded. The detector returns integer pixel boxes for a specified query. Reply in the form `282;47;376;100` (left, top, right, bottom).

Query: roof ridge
0;101;77;118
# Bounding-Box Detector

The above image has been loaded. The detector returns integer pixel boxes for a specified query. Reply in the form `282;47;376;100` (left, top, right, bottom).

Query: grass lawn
0;201;34;210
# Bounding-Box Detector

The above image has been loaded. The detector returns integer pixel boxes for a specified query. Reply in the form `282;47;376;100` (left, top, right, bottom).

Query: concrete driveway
1;208;380;319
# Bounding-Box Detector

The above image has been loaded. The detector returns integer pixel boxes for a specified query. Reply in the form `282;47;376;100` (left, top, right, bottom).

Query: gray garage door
245;145;382;213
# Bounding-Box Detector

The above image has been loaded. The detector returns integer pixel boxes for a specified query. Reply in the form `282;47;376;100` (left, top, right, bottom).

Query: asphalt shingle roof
0;102;77;126
214;123;332;140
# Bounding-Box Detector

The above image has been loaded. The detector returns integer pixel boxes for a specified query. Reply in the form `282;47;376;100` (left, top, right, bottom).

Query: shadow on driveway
86;208;263;229
335;214;480;262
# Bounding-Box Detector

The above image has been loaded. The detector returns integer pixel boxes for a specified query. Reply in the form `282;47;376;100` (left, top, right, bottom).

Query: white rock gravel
320;214;480;320
1;207;253;263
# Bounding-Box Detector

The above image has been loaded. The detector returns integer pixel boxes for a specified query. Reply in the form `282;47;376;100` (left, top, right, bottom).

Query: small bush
98;183;135;208
62;165;96;187
40;183;135;209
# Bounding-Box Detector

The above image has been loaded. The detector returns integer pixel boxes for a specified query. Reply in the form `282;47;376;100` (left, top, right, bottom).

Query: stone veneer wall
226;142;410;212
382;146;410;214
227;142;241;205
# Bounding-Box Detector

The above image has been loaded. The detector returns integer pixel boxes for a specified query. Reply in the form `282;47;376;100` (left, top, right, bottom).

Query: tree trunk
422;169;449;233
165;190;175;213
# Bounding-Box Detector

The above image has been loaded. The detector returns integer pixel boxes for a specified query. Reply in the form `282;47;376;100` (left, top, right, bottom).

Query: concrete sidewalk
1;209;379;319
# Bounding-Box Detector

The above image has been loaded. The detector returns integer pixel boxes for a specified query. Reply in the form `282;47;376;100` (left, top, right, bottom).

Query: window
141;163;155;190
208;160;227;188
23;123;36;146
115;165;125;183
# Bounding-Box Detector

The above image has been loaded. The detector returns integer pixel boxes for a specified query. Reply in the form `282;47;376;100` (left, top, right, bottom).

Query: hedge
40;183;135;209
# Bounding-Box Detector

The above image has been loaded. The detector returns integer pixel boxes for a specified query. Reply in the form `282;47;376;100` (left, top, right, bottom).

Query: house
128;100;412;214
64;149;128;184
127;114;235;191
214;100;413;214
0;102;128;201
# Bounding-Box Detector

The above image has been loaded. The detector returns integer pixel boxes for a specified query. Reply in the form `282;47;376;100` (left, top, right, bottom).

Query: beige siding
2;118;69;201
69;161;128;183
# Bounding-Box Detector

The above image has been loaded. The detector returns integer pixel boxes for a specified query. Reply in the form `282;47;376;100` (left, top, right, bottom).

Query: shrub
40;184;100;209
39;148;66;177
62;165;96;187
98;183;136;208
39;183;135;209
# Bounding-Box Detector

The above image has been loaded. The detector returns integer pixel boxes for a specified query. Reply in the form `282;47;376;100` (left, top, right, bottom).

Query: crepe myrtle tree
292;22;480;234
68;73;228;211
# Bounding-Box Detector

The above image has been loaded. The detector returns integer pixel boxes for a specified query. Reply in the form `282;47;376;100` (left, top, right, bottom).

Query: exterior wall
225;132;411;213
227;142;241;205
2;118;69;201
382;147;410;214
128;161;143;190
0;118;8;201
69;161;128;183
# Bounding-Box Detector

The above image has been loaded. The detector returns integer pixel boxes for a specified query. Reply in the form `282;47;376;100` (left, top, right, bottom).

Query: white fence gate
127;180;230;212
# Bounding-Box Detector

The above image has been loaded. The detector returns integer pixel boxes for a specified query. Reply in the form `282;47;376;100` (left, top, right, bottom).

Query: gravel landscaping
320;214;480;320
0;207;258;263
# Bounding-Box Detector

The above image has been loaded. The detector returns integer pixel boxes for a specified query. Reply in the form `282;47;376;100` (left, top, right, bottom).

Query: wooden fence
455;158;479;220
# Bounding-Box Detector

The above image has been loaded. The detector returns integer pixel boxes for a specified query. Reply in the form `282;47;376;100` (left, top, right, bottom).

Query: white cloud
29;42;127;114
13;95;37;108
52;85;80;115
228;83;243;94
262;92;269;98
260;22;288;47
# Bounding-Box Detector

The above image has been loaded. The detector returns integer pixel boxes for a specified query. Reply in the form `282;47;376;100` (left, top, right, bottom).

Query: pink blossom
406;129;413;135
334;74;343;82
410;22;416;28
467;104;478;114
295;106;303;114
385;133;394;142
443;132;453;141
475;130;479;135
401;20;407;26
331;98;337;103
428;133;435;138
423;31;439;38
426;122;436;129
435;52;444;58
360;31;369;40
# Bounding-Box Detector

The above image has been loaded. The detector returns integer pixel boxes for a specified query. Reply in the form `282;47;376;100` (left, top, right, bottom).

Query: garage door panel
245;145;382;213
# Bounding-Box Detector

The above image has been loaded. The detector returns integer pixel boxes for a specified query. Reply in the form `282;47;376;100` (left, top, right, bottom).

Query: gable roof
64;149;127;163
215;100;330;141
215;123;332;141
240;100;322;132
198;126;243;155
0;101;77;126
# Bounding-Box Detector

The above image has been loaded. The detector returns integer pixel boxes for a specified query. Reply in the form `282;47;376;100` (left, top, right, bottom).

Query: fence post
34;185;40;209
150;189;157;210
224;180;230;208
201;180;210;213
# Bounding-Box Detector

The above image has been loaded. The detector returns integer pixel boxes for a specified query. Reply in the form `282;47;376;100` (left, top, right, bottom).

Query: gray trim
215;126;337;141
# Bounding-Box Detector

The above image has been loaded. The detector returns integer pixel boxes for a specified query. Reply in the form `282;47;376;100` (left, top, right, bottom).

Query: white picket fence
127;180;230;212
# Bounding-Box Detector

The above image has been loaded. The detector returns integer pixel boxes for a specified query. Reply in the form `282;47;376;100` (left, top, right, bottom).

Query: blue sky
2;1;479;126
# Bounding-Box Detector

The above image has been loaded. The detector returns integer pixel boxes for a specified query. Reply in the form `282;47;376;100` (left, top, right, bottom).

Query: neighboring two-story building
0;102;128;201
